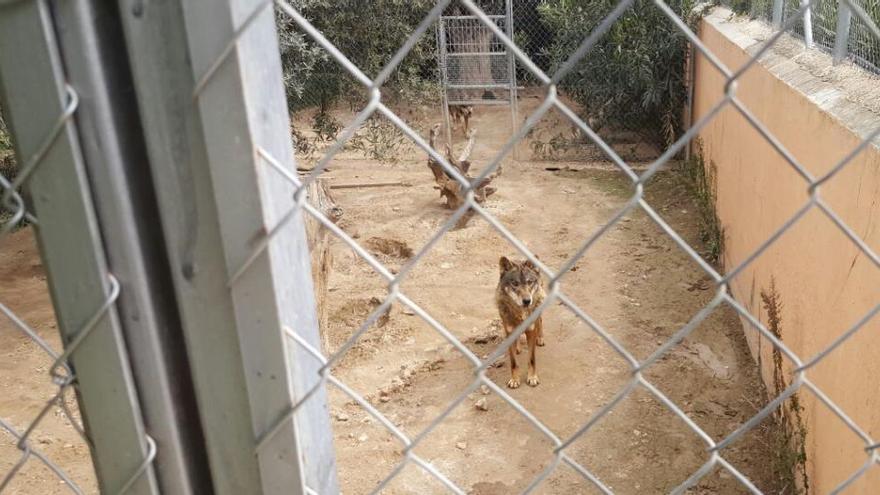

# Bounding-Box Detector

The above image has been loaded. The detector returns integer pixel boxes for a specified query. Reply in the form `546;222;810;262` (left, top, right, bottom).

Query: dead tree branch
426;123;500;228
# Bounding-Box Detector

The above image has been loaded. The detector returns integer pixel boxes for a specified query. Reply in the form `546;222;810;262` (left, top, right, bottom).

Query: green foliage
276;0;439;111
1;106;16;183
539;0;708;149
678;142;723;265
311;109;341;142
348;115;410;163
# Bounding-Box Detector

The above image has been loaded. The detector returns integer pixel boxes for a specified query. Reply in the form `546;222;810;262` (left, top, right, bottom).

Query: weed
291;123;318;161
761;277;810;494
529;126;586;160
312;108;341;142
677;140;724;266
348;116;409;163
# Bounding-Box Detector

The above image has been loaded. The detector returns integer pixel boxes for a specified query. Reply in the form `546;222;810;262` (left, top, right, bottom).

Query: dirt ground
306;94;785;494
0;229;97;494
0;93;783;494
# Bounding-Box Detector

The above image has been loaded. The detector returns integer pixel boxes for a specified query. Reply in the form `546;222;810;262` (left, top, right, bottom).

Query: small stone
480;385;490;395
440;262;453;269
358;434;369;443
335;412;350;422
455;441;467;450
379;395;390;403
475;398;488;411
402;307;415;316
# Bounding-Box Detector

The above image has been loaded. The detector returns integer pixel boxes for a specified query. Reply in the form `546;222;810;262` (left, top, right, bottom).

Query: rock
358;434;369;443
455;441;467;450
335;412;350;422
379;394;390;403
480;385;490;395
475;398;488;411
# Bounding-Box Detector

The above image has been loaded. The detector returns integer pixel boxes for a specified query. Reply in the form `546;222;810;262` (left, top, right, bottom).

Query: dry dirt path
318;103;782;494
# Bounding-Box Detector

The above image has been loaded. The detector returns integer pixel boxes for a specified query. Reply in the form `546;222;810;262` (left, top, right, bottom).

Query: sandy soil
0;229;97;494
306;96;784;494
0;93;783;494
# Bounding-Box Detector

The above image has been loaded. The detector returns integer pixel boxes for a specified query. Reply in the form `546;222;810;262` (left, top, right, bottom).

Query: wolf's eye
511;280;520;287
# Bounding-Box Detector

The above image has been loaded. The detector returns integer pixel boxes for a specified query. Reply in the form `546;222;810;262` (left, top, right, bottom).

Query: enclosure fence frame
3;0;880;493
145;0;340;492
438;0;519;159
0;1;162;493
1;0;338;493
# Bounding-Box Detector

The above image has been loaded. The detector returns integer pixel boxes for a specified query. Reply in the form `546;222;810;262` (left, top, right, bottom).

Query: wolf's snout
522;298;532;307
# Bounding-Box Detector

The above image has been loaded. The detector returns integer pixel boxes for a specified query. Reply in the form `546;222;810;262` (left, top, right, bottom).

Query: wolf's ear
499;256;513;272
523;258;537;272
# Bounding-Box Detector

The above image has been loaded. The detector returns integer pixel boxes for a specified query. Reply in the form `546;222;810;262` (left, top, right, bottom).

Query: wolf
496;256;546;388
448;104;473;133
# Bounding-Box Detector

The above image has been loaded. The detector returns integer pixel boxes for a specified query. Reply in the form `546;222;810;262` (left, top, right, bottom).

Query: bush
276;0;439;112
0;107;15;183
539;0;707;149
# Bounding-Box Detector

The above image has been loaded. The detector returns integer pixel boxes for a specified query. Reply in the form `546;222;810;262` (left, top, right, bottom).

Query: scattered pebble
455;441;467;450
475;398;488;411
358;434;369;443
480;385;490;395
335;412;350;422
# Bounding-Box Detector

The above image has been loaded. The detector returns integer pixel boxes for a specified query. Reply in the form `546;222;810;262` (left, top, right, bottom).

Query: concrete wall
693;9;880;493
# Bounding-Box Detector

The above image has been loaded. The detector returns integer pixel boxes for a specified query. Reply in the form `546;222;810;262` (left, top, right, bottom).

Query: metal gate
438;1;518;150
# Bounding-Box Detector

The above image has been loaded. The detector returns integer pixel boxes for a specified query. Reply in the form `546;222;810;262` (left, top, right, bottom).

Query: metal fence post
801;0;815;48
0;1;159;493
506;0;520;160
47;0;218;492
833;0;853;63
116;0;340;492
772;0;785;28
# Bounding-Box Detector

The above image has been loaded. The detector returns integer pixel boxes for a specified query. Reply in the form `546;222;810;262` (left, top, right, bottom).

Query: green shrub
539;0;708;149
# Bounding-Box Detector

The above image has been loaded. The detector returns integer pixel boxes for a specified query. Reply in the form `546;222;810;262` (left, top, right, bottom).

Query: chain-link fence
732;0;880;72
2;0;879;494
0;1;159;493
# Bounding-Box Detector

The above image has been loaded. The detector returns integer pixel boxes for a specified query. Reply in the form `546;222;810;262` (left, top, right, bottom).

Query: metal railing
735;0;880;71
1;0;879;494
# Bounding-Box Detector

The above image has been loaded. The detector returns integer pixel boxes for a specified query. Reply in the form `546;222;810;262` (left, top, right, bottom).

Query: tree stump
426;123;499;228
304;178;342;355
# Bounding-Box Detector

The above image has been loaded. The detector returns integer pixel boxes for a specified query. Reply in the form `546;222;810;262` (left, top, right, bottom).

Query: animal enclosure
1;0;880;494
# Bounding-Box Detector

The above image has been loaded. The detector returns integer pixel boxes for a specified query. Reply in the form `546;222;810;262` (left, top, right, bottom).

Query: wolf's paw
536;337;545;347
526;375;540;387
507;377;521;389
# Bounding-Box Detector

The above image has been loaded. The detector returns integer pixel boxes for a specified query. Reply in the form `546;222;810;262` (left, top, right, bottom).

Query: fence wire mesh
194;0;880;493
0;106;154;495
2;0;880;493
733;0;880;71
849;0;880;71
0;5;155;495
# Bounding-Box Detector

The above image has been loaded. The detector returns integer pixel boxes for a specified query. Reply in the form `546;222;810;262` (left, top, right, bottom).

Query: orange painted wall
694;12;880;493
